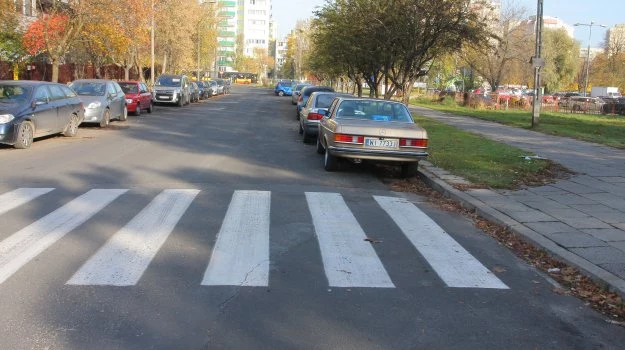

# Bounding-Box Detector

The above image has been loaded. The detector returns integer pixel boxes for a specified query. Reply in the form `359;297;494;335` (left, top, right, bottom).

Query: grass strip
413;114;562;189
411;97;625;149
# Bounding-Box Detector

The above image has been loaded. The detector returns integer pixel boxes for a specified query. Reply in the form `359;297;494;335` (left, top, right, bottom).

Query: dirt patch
511;161;573;189
378;167;625;325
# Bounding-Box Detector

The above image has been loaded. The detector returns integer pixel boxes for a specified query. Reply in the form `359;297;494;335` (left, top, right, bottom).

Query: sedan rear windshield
0;84;32;102
70;82;106;96
336;100;414;122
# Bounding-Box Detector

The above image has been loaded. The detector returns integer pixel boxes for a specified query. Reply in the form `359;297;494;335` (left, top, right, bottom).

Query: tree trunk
356;80;362;97
124;66;130;80
51;57;60;83
161;53;168;74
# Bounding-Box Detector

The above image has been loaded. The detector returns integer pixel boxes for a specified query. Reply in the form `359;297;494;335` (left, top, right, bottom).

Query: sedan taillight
335;134;364;144
307;112;324;120
399;138;428;148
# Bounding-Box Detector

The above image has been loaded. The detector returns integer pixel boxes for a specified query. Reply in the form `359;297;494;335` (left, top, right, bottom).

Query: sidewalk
410;105;625;296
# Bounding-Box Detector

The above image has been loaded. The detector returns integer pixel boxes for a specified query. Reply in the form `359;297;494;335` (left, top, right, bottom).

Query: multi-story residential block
520;15;575;38
606;24;625;56
214;0;272;73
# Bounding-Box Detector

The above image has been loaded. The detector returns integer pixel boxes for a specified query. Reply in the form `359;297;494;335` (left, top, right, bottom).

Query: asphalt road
0;85;623;349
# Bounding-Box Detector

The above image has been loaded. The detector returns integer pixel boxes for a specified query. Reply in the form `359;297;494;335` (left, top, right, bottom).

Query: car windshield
335;100;414;122
70;82;106;96
118;83;138;94
0;84;32;103
278;81;292;87
216;80;224;86
155;76;182;87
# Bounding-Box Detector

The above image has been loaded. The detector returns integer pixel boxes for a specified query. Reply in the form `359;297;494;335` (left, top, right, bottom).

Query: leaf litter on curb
376;167;625;325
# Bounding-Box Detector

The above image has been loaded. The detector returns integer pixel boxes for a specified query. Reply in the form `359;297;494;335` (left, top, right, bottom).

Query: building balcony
218;1;237;7
218;31;236;37
218;11;236;18
218;41;236;47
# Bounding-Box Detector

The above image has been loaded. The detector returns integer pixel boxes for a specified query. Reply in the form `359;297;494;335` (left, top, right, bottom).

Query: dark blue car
274;81;293;96
0;80;85;149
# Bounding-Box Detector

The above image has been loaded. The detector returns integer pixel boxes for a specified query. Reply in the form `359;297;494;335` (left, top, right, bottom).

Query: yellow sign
13;63;19;80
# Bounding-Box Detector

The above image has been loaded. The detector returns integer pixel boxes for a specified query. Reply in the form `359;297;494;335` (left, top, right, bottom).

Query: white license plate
157;95;170;100
364;138;398;148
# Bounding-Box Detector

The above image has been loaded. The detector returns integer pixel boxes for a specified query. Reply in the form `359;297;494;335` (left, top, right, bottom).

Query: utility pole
531;0;544;128
150;0;155;87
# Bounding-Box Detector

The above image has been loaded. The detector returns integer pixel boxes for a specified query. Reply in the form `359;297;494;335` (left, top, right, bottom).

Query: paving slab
559;217;614;230
599;263;625;279
545;232;609;248
502;210;555;223
525;222;581;235
545;193;601;206
610;241;625;253
570;247;625;265
583;228;625;242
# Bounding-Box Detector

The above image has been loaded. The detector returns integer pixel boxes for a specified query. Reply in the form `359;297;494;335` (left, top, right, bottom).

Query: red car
118;81;153;116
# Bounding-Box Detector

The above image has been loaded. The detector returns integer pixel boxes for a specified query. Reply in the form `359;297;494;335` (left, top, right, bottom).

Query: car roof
0;80;57;86
72;79;114;83
335;96;407;105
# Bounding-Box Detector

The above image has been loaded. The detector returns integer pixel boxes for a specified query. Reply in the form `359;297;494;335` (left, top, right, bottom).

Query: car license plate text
364;138;398;148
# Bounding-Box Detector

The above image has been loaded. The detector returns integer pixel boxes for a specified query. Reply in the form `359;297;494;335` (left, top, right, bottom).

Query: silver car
299;92;352;143
291;83;311;105
70;79;127;128
317;97;428;177
153;74;191;106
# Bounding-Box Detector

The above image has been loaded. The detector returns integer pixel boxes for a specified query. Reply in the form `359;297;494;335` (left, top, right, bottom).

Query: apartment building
215;0;272;73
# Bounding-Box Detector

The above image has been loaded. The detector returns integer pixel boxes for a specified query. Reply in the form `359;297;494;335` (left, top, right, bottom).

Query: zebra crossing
0;188;509;290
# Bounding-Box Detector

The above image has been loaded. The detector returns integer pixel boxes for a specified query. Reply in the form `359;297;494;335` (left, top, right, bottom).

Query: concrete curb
417;165;625;298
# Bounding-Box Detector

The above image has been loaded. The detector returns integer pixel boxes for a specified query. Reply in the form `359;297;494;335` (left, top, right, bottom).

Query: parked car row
283;84;428;178
153;74;229;106
1;75;231;149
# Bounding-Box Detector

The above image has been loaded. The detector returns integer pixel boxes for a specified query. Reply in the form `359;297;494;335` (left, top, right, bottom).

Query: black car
296;86;335;119
601;97;625;115
196;81;210;100
0;80;85;149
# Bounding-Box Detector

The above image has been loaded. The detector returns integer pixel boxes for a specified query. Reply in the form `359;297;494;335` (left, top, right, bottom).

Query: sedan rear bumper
328;145;428;163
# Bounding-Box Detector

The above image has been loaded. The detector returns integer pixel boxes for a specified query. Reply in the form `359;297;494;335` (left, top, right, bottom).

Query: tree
313;0;492;102
541;29;579;93
0;0;25;67
462;3;530;91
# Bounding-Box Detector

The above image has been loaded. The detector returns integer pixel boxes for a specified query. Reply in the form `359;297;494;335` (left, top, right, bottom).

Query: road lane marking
67;189;199;286
374;196;509;289
0;188;55;216
0;189;127;284
202;190;270;286
306;192;395;288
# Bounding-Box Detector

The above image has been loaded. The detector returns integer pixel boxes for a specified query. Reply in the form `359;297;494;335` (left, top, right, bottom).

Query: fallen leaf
364;237;382;244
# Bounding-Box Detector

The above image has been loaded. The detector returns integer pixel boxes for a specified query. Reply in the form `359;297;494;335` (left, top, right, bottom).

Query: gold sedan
317;97;428;177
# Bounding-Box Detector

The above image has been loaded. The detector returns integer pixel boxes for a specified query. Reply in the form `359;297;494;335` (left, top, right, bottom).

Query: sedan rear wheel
278;91;284;97
14;121;34;149
401;162;419;178
119;105;128;121
63;114;80;137
324;148;339;171
316;135;325;154
147;101;153;113
135;103;141;116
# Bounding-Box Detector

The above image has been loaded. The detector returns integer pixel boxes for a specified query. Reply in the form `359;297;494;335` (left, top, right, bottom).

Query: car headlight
87;101;102;109
126;99;133;104
173;89;181;95
0;114;15;124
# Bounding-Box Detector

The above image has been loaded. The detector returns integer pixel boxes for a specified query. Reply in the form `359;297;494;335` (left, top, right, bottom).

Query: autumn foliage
22;14;69;56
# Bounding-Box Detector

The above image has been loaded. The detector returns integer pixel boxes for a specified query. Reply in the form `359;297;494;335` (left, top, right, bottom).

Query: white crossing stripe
67;189;200;286
0;188;55;216
0;189;127;284
374;196;509;289
202;191;270;286
306;192;395;288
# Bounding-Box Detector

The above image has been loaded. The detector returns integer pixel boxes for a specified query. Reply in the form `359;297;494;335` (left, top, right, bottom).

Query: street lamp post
574;21;606;96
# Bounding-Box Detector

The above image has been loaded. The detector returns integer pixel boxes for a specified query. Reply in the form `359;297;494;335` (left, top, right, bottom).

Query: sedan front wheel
14;121;34;149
